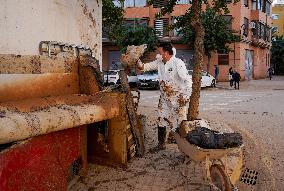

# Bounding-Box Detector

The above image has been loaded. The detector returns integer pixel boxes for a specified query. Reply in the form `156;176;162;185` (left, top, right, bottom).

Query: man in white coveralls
137;43;192;151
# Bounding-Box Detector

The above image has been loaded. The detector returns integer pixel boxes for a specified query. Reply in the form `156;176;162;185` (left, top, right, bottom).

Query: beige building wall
103;1;272;80
272;5;284;36
0;0;102;69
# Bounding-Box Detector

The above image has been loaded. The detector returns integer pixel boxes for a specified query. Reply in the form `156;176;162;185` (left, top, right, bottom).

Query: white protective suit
143;48;192;131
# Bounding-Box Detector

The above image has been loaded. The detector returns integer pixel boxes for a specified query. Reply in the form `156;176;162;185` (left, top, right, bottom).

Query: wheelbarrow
174;132;243;191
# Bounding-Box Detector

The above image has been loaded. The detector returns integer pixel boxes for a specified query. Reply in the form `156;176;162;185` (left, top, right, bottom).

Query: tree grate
240;168;258;186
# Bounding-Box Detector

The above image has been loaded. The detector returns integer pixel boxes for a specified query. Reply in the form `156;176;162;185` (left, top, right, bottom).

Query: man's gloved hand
137;59;144;70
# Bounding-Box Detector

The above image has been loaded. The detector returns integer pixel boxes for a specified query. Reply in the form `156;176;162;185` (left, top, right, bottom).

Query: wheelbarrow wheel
209;164;232;191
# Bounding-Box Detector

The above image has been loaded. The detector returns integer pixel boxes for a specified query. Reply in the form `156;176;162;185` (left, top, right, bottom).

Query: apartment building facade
272;4;284;37
103;0;272;81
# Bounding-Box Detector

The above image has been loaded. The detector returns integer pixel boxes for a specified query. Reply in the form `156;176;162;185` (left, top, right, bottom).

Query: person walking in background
267;67;273;80
232;70;241;89
229;67;234;87
214;65;219;82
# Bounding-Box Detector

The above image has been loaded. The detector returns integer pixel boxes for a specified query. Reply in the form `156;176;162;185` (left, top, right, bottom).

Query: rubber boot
149;126;166;153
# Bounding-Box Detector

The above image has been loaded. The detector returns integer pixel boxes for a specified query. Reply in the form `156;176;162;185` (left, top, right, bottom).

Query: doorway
245;50;254;80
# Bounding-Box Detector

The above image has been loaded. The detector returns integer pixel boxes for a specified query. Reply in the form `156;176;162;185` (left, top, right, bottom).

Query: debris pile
186;127;243;149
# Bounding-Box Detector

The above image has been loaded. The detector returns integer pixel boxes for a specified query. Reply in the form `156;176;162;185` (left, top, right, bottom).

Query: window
259;22;265;40
173;17;182;36
266;27;271;42
262;0;266;12
261;24;265;40
218;54;229;65
243;17;249;37
272;14;279;20
124;18;148;28
266;1;271;15
223;15;233;30
124;0;134;7
124;0;147;7
153;0;168;8
252;0;257;10
155;18;169;37
258;0;262;11
135;0;147;7
108;51;122;70
258;23;262;39
244;0;249;7
257;21;261;37
112;0;122;7
176;0;192;4
252;21;258;38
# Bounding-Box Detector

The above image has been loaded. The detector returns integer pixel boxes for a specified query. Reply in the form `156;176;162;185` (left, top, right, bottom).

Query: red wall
0;127;84;191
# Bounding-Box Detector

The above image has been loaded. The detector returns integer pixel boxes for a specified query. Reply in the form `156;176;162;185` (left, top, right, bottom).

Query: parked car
127;69;138;88
137;70;159;89
104;70;120;85
104;70;139;87
201;71;216;87
188;70;216;88
128;75;138;88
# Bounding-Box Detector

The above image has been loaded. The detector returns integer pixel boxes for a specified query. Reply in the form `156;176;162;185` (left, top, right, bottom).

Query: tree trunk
187;0;205;121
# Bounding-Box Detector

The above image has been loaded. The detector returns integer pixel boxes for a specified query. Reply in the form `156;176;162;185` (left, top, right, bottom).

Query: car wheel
211;79;216;87
156;84;160;90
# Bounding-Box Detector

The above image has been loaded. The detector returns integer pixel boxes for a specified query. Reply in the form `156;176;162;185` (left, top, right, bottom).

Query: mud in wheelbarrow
174;132;244;191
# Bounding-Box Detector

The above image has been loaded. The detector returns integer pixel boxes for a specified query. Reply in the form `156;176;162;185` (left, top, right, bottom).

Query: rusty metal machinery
0;52;144;190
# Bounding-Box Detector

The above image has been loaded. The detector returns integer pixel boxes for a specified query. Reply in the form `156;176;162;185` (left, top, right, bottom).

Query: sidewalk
213;75;284;91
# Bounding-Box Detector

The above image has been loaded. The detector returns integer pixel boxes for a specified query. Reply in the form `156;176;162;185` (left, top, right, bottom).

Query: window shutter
155;18;169;37
153;0;169;8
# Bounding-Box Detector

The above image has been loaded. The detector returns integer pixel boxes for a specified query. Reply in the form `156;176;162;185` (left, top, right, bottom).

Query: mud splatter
177;95;188;107
23;113;41;136
30;56;41;74
161;81;177;98
163;117;173;129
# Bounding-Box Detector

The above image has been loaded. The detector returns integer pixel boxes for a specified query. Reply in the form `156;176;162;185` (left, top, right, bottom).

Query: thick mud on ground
70;76;284;191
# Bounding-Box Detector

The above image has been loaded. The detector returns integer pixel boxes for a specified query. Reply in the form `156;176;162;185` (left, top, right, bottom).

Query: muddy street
69;76;284;191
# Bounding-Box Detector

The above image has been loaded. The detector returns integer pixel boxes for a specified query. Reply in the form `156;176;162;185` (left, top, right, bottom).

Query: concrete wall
0;0;102;69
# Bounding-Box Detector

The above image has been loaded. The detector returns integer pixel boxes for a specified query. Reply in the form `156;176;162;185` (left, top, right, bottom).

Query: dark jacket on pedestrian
229;68;234;75
232;72;241;82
